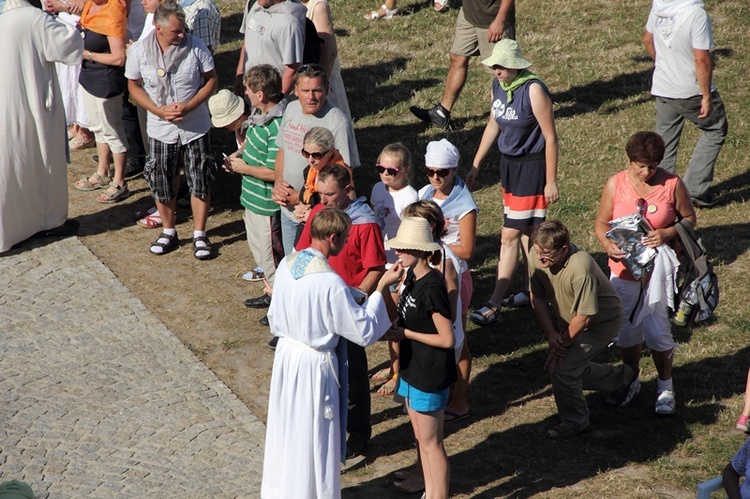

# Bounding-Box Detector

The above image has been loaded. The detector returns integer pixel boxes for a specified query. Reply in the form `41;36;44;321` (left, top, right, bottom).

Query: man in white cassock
262;207;401;499
0;0;84;253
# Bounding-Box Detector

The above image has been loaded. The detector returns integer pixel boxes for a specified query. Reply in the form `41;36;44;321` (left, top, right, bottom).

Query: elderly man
0;0;83;252
235;0;306;97
126;1;218;258
410;0;515;129
269;64;359;255
528;220;636;440
643;0;728;208
263;207;399;498
295;164;386;460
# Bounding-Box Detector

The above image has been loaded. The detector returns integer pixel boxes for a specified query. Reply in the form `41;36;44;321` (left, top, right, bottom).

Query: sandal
364;4;399;20
96;182;130;204
434;0;449;12
655;390;676;416
149;231;179;255
469;300;501;326
75;172;111;191
193;235;213;260
737;414;750;432
137;211;163;229
69;135;95;151
377;377;397;395
371;368;393;382
242;267;265;281
502;290;531;307
546;422;592;440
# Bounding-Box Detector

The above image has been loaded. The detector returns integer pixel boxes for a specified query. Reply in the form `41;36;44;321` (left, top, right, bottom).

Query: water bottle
672;283;697;326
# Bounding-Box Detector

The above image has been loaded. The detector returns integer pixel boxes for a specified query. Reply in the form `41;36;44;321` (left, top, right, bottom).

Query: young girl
386;217;455;499
419;138;476;423
370;143;418;395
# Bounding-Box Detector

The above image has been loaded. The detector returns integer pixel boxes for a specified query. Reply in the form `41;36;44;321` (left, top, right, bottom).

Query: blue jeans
279;208;300;256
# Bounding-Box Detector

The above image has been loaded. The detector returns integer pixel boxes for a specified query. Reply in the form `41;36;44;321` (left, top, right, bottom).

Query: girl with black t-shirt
386;217;455;499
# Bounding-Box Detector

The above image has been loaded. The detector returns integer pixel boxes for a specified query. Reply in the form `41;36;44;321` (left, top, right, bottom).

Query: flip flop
377;377;397;395
371;369;393;382
546;423;592;440
444;410;469;424
137;212;163;229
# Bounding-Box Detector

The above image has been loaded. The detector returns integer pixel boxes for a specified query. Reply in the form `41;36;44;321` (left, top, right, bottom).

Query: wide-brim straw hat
386;217;442;253
208;89;245;128
481;38;532;69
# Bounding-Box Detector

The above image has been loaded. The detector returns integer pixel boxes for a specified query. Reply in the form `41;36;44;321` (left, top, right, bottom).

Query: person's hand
272;181;293;207
466;166;480;191
643;229;669;248
384;325;406;342
544;181;559;204
156;104;183;122
545;349;564;374
223;156;244;174
699;95;713;119
487;19;504;43
293;203;311;223
379;261;404;289
604;239;626;262
262;277;273;296
170;101;192;119
233;74;246;96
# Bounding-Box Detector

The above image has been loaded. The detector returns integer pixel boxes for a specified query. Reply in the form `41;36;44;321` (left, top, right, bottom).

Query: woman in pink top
595;131;695;416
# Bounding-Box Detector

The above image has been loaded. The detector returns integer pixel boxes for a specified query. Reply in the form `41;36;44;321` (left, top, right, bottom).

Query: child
210;65;287;316
385;217;455;499
370;143;418;395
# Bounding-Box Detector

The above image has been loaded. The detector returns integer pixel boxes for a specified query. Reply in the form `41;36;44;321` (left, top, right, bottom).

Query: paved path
0;237;265;497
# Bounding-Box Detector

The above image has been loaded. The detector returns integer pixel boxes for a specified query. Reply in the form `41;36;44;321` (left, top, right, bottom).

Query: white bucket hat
208;89;245;128
482;39;532;69
386;217;442;253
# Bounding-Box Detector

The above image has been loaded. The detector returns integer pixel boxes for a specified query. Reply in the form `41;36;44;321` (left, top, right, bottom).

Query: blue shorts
397;377;449;412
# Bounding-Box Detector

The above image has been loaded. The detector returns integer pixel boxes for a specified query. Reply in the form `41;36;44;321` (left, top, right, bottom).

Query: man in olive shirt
528;221;635;440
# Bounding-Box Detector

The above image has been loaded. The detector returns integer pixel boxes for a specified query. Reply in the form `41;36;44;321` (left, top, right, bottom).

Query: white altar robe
0;0;83;252
262;249;391;499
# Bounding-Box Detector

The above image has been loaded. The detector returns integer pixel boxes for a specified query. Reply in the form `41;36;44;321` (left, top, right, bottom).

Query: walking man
410;0;515;128
126;1;218;258
643;0;728;207
528;220;636;440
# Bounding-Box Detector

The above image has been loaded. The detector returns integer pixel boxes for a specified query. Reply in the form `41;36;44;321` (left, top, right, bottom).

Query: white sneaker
655;390;676;416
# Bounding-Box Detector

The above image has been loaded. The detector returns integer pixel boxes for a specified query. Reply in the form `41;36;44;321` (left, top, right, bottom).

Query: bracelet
87;51;93;62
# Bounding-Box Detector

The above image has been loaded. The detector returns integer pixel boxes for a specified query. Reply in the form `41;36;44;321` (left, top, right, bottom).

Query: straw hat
208;89;245;128
386;217;442;253
481;39;532;69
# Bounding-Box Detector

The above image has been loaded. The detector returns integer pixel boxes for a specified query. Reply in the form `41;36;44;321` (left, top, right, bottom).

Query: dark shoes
244;293;272;308
259;315;269;326
267;336;278;350
345;441;367;460
123;160;144;179
691;194;718;208
409;103;451;129
31;219;79;239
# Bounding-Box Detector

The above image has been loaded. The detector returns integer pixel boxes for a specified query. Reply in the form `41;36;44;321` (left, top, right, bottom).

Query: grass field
211;0;750;496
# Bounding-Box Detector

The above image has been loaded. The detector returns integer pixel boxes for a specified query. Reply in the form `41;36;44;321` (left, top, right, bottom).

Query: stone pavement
0;237;266;497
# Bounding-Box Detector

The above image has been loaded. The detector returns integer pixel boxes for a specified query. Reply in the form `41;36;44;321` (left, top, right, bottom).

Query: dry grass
79;0;750;496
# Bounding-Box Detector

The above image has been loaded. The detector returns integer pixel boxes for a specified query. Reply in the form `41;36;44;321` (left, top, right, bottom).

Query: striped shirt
241;116;281;216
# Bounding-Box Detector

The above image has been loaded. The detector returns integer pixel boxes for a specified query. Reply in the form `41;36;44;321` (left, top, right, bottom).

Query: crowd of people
0;0;740;496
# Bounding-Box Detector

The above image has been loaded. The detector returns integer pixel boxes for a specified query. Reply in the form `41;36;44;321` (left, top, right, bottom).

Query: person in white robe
0;0;84;253
262;207;402;499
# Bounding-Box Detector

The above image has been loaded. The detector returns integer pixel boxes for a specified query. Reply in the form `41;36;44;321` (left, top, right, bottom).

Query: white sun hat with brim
208;89;245;128
481;38;532;69
386;217;442;253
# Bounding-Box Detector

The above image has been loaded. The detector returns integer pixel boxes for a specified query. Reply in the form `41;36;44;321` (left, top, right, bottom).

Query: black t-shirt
79;28;126;99
398;268;456;392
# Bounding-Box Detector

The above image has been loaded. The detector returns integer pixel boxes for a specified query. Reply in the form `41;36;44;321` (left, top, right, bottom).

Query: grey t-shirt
240;0;306;73
276;99;360;191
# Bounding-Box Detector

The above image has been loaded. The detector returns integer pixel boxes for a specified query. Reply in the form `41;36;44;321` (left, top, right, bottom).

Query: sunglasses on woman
301;149;330;160
424;167;453;178
375;164;400;176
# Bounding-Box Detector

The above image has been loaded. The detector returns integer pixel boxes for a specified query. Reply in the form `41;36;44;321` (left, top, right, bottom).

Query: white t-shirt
646;7;714;99
138;13;155;41
370;182;418;265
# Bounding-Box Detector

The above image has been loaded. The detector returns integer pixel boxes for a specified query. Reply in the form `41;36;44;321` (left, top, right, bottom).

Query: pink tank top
609;168;679;278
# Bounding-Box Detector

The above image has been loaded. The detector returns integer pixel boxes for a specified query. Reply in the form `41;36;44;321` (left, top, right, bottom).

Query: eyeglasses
424;167;453;178
301;148;330;160
536;247;563;260
376;164;400;176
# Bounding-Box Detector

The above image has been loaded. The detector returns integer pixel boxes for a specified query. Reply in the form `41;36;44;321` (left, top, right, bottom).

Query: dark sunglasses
375;164;400;176
301;148;330;160
424;167;453;178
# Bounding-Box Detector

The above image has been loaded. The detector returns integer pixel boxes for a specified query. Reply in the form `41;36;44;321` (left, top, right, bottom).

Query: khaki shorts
450;8;498;61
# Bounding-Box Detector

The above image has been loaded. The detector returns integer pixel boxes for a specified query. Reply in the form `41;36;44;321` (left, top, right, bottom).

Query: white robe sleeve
330;288;391;347
40;12;84;66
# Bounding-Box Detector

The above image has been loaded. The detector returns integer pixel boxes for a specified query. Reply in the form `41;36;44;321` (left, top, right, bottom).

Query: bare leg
155;198;178;230
409;407;449;499
652;348;673;381
487;226;525;305
95;142;112;178
619;344;642;381
190;193;211;232
446;339;471;417
742;368;750;417
440;53;470;112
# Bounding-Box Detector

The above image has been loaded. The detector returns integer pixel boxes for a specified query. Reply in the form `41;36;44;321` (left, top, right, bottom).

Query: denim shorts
397;377;449;412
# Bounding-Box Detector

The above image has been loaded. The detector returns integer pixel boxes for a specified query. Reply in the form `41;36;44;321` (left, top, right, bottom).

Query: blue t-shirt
492;78;549;157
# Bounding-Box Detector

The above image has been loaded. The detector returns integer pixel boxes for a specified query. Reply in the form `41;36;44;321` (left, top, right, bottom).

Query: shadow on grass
550;69;653;118
352;346;747;498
